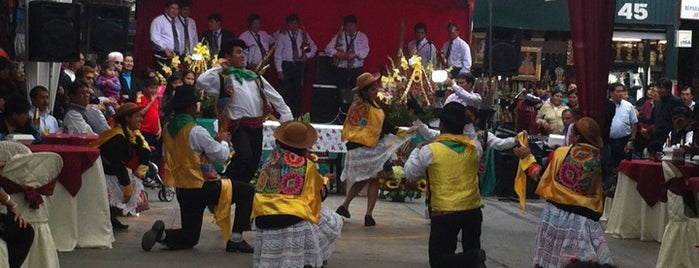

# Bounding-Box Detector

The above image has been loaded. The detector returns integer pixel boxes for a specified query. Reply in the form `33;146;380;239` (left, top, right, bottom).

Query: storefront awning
473;0;570;31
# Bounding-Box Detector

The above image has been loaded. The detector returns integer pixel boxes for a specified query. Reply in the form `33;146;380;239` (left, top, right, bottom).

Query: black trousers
225;126;263;183
142;132;162;166
605;136;629;188
0;212;34;268
429;208;482;268
162;180;254;250
281;61;306;117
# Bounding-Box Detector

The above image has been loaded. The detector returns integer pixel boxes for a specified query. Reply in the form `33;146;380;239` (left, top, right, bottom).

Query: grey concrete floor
58;189;660;267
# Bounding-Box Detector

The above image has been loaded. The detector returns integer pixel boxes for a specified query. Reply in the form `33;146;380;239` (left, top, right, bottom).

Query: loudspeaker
27;1;81;62
87;4;130;54
315;56;336;85
484;28;522;75
310;85;340;124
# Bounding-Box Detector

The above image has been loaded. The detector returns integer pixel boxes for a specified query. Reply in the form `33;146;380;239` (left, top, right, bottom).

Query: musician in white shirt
239;14;274;68
441;23;472;78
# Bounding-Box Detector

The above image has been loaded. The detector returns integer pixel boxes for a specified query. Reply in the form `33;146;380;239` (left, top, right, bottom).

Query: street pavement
58;189;660;267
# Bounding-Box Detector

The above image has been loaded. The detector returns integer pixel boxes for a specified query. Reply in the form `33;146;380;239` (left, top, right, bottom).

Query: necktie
170;17;179;53
211;31;219;55
183;18;190;54
290;31;299;60
255;33;266;58
445;40;453;62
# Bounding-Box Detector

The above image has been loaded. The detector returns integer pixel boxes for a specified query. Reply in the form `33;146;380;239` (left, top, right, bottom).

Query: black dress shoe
336;205;351;218
111;218;129;230
226;240;254;253
141;220;165;252
364;215;376;226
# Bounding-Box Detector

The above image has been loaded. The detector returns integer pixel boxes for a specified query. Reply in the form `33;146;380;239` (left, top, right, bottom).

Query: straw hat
351;72;380;91
273;121;318;149
114;103;144;119
573;117;603;148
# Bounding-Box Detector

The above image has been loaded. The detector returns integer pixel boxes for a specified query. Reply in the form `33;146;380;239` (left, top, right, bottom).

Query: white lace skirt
253;207;344;268
340;134;413;184
105;173;148;216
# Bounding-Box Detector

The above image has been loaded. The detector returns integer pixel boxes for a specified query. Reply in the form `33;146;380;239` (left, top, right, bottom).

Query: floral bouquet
378;165;427;202
378;52;436;126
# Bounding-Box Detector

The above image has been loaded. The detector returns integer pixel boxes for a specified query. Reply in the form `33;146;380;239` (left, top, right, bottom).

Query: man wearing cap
141;85;256;253
404;102;484;267
197;39;292;184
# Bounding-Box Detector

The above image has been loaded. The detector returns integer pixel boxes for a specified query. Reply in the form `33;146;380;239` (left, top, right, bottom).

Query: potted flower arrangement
378;165;428;202
378;52;437;126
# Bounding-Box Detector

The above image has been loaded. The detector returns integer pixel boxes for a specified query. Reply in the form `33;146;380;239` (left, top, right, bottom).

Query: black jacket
118;72;141;101
649;94;684;152
200;29;235;56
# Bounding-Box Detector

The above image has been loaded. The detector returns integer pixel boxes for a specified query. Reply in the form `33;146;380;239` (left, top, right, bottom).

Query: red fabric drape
0;176;57;209
567;0;615;123
134;0;473;113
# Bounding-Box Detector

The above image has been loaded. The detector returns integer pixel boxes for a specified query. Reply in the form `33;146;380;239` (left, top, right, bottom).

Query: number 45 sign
615;0;675;25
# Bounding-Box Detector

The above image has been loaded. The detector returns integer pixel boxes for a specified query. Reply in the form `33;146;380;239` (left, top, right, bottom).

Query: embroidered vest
251;148;323;224
341;100;384;148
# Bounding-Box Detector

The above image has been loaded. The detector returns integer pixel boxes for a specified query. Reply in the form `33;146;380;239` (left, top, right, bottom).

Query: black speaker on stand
86;4;130;54
484;27;522;76
27;1;81;62
311;56;341;124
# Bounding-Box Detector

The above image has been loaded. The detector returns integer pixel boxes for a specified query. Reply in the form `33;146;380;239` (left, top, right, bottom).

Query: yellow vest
535;145;603;213
251;157;323;224
162;123;207;189
341;100;384;148
427;134;482;212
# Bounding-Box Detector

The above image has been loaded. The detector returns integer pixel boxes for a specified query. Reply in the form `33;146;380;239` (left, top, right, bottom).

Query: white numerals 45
618;3;648;21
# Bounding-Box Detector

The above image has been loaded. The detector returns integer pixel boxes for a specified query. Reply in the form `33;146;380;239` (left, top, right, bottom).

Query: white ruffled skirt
105;173;148;216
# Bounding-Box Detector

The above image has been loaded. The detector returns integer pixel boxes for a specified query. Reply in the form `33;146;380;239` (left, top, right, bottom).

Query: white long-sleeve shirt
324;31;370;69
407;39;437;67
413;119;483;159
178;16;198;54
239;30;275;66
150;14;184;54
197;66;293;122
189;125;229;163
441;36;471;73
29;107;59;134
274;29;318;72
445;84;482;108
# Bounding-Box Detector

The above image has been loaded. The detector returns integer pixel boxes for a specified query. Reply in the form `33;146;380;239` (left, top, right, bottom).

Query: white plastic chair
0;141;63;268
657;162;699;267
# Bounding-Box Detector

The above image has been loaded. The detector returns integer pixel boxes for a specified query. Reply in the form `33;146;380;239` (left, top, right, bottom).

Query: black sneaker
226;240;254;253
364;215;376;226
141;220;165;252
336;205;351;218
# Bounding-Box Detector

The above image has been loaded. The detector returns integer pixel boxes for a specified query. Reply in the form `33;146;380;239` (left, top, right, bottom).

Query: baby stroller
143;161;175;202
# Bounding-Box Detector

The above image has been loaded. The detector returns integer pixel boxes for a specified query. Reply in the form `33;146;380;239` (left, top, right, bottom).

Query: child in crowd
95;60;121;116
136;78;163;167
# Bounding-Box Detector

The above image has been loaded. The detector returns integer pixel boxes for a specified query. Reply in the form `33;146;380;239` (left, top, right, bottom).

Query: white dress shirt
240;30;275;66
444;84;482;108
150;14;185;53
324;31;370;69
274;30;318;72
197;66;293;122
407;38;437;67
609;99;638;139
29;107;59;134
178;16;198;54
413;119;483;159
441;37;472;73
189;125;230;163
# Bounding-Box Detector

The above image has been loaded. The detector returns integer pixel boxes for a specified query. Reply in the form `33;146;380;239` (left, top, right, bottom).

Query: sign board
681;0;699;20
615;0;676;25
677;30;693;48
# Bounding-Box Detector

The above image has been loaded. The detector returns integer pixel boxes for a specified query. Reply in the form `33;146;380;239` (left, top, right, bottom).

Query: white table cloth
45;156;114;251
604;172;668;242
262;121;347;153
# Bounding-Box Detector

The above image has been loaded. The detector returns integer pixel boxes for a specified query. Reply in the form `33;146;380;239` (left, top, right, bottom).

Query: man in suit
201;13;235;58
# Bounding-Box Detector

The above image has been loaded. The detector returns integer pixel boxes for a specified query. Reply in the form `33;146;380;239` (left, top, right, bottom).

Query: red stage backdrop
134;0;474;114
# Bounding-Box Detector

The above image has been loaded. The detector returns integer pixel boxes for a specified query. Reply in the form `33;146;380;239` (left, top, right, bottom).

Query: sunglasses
113;61;123;65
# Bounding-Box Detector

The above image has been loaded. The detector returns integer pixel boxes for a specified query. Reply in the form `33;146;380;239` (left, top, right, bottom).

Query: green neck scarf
167;113;197;137
223;67;258;83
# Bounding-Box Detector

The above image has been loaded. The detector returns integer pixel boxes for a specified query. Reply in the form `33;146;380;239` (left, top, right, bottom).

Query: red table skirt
41;133;98;146
618;160;699;206
28;144;100;196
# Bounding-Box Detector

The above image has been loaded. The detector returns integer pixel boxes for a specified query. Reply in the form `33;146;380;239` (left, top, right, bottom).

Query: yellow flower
386;179;400;189
392;166;404;180
308;153;319;162
416;179;428;192
400;56;409;70
171;55;180;68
